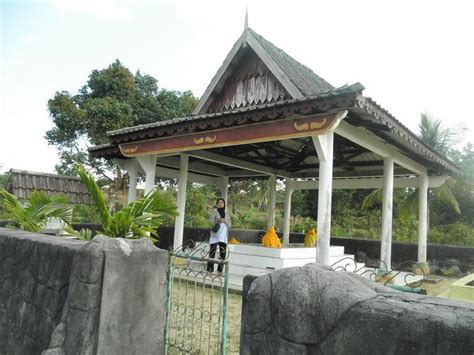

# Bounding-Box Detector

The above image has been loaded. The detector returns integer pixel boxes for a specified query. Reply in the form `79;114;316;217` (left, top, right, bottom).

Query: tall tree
45;60;197;188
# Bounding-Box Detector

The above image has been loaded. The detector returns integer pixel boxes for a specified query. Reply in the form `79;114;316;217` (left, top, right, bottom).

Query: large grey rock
240;263;474;354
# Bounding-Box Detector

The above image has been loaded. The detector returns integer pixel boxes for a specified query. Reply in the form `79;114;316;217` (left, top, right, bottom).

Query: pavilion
90;24;457;269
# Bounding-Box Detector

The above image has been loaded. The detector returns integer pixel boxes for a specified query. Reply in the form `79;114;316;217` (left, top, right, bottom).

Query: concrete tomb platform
227;243;362;291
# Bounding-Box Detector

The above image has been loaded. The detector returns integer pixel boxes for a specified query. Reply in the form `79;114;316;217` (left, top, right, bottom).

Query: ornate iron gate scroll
165;240;229;354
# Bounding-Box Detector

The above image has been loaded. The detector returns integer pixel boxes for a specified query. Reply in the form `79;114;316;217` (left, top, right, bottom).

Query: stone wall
240;264;474;354
0;228;83;354
0;228;168;354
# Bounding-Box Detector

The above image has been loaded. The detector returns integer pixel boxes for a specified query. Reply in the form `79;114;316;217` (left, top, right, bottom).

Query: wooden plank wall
208;50;290;113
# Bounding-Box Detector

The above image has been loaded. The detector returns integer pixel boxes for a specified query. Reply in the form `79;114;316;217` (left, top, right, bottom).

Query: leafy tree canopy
46;60;197;181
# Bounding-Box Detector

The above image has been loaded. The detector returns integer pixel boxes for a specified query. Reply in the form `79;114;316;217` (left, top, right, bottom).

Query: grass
422;275;461;296
166;274;242;354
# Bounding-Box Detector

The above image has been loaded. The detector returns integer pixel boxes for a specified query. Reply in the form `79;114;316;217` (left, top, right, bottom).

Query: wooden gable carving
207;49;290;113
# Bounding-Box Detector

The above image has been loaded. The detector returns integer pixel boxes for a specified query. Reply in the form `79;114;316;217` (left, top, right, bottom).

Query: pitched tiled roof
6;169;92;204
248;28;334;96
105;83;363;138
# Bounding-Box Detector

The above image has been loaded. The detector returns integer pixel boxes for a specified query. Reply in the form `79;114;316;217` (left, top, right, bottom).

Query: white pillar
218;176;229;202
380;157;394;269
267;175;277;229
313;132;334;265
173;154;189;250
137;156;157;196
418;174;429;263
282;179;294;244
124;159;138;203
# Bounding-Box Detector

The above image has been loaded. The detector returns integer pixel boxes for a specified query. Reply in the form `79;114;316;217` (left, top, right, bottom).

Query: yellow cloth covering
304;228;317;247
261;226;282;248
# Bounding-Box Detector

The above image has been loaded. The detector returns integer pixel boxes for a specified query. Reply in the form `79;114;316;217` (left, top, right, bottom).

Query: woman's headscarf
217;198;226;218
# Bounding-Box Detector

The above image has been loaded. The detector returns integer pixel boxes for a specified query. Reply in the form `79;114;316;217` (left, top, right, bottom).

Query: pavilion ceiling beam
224;170;268;177
289;167;411;179
155;165;219;186
156;156;227;177
336;121;427;175
293;175;448;190
189;150;291;178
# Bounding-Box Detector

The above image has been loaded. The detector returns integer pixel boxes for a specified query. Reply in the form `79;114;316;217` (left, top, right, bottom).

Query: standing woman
207;198;231;275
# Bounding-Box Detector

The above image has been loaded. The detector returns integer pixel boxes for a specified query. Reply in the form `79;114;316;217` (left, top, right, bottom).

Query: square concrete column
124;159;138;203
173;154;189;250
137;155;157;195
267;175;277;229
282;179;294;244
380;157;394;269
418;174;429;263
312;132;334;265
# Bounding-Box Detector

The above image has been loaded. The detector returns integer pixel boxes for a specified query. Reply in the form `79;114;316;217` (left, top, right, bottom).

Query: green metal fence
165;240;229;354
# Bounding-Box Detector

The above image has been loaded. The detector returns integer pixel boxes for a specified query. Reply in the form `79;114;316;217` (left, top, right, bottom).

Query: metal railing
331;257;426;292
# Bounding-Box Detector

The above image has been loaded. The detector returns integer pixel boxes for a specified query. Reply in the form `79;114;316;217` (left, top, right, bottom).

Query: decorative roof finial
244;7;248;31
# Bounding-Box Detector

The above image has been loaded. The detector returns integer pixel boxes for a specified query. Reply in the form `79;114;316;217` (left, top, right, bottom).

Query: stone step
227;244;345;259
229;254;353;275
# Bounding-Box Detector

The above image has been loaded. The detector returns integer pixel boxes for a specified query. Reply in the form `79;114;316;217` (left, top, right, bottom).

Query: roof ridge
9;169;82;181
247;28;334;94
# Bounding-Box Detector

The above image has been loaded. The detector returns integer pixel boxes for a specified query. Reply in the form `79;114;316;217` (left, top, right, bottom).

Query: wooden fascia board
193;33;245;115
245;31;304;99
118;112;341;158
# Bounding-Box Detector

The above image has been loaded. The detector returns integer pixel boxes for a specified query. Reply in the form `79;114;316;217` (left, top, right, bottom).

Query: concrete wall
0;228;168;355
240;264;474;354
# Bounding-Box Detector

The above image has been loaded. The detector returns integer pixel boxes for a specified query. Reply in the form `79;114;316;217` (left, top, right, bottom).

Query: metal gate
164;240;229;354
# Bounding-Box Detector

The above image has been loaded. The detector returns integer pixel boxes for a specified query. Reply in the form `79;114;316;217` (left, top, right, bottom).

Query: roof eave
355;95;459;175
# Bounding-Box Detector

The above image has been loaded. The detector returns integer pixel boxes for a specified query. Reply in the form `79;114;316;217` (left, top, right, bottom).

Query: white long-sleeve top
209;210;231;244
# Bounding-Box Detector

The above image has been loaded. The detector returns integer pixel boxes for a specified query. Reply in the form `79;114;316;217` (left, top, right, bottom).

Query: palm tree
418;113;461;214
77;166;177;240
0;189;72;232
418;113;456;158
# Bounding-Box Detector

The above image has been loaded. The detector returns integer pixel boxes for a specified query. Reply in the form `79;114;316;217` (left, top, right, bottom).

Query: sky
1;0;473;174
